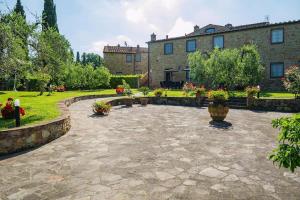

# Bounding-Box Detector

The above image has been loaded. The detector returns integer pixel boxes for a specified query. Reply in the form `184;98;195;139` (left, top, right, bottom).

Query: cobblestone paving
0;98;300;200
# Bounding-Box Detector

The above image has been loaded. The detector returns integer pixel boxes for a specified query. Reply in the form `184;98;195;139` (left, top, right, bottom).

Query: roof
103;45;148;54
149;20;300;43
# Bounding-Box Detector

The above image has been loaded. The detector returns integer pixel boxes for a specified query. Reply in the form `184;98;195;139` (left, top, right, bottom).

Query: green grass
0;90;118;130
149;89;295;99
0;89;295;130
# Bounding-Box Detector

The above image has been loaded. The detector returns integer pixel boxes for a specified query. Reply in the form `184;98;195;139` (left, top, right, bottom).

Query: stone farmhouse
103;45;148;75
147;20;300;89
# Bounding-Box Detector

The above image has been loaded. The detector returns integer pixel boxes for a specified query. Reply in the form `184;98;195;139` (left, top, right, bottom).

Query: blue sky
1;0;300;56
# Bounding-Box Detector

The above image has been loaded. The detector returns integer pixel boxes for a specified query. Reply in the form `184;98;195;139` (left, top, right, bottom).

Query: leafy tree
0;13;30;90
85;53;104;68
14;0;26;19
76;51;80;63
42;0;59;32
282;66;300;98
33;28;72;85
269;115;300;172
27;71;51;95
188;44;263;89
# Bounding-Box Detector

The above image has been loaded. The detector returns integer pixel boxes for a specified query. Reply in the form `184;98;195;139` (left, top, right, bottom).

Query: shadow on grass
209;120;233;130
0;92;6;95
19;95;39;98
0;115;45;130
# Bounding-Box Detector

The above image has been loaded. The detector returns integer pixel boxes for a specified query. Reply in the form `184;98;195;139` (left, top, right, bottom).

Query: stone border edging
0;94;117;156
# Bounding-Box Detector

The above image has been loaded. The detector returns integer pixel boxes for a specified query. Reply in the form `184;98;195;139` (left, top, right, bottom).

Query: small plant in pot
245;86;260;99
195;86;206;99
154;88;164;97
183;82;195;97
116;84;125;95
93;101;112;115
207;90;229;122
138;87;150;106
122;80;134;107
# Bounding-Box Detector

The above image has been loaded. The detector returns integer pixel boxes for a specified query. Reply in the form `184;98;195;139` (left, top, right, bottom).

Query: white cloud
168;17;194;37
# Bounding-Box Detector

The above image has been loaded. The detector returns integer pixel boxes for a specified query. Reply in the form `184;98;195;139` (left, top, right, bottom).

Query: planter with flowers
207;90;229;122
183;82;195;97
93;101;112;115
245;86;260;107
116;85;125;95
138;87;150;106
195;86;206;99
1;98;26;119
154;88;164;97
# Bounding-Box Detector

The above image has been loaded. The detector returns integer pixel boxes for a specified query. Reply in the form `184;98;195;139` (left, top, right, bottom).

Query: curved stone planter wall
1;95;298;156
0;94;116;156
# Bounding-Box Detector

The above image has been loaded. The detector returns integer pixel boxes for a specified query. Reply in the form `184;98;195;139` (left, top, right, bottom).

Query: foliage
122;80;132;97
182;82;196;97
195;87;206;96
282;66;300;98
84;53;104;68
110;75;141;89
63;63;111;90
154;88;164;97
189;44;264;89
26;71;51;95
269;115;300;172
93;101;112;115
208;90;229;102
139;87;150;96
76;51;80;63
245;86;260;97
34;28;72;85
14;0;26;19
42;0;59;32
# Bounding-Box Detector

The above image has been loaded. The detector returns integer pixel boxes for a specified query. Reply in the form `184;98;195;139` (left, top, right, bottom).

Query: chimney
117;44;120;47
151;33;156;42
194;25;200;32
225;23;233;29
166;35;169;39
137;44;140;49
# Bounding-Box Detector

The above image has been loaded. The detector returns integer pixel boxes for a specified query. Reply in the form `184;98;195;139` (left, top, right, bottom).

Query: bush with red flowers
116;85;125;95
0;98;26;119
55;85;66;92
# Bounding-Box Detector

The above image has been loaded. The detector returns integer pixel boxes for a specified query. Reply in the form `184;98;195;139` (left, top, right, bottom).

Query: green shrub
245;86;260;97
110;75;141;89
269;115;300;172
208;90;229;102
154;88;164;97
139;87;150;96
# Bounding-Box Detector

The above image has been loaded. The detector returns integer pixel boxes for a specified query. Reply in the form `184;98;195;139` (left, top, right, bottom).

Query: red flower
20;107;25;116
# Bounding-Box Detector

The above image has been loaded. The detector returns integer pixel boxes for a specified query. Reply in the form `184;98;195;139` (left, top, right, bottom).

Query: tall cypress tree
82;53;87;65
14;0;26;19
42;0;59;32
76;52;80;63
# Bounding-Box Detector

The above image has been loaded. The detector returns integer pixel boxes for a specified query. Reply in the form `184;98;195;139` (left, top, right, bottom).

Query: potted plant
154;88;164;97
1;98;26;119
195;86;206;99
183;82;195;97
122;80;134;107
139;87;150;106
92;101;112;115
207;90;229;122
116;84;125;95
245;86;260;107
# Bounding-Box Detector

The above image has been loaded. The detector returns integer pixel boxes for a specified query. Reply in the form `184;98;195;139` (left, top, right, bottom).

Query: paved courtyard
0;98;300;200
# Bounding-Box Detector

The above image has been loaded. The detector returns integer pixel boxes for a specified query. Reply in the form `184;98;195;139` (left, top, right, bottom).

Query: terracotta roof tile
103;46;148;54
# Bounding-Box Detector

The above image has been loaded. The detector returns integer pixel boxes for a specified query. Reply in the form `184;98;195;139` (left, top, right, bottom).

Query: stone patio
0;98;299;200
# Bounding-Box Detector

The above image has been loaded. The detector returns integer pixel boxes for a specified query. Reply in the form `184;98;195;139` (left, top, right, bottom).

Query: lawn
0;90;117;130
0;89;296;130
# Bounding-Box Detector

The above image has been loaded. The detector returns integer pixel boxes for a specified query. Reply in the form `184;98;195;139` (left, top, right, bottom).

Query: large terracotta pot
208;102;229;122
93;108;110;116
140;98;149;106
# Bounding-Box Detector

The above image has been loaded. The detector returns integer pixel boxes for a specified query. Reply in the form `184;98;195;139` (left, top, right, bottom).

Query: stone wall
104;52;148;75
248;98;300;112
149;22;300;89
0;94;117;156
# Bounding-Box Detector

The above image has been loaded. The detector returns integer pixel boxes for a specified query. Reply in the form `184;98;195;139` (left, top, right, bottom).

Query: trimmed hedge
110;75;141;88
